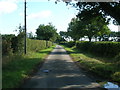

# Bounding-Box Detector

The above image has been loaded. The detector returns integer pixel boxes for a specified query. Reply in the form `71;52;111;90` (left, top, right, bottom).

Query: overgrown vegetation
2;24;55;88
62;42;120;84
2;36;53;64
2;46;55;88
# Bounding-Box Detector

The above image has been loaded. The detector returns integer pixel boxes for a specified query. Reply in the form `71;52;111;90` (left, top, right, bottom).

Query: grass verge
62;45;120;86
2;45;55;88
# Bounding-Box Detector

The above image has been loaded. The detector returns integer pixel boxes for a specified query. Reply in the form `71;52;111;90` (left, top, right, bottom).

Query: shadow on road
22;58;104;89
21;45;105;89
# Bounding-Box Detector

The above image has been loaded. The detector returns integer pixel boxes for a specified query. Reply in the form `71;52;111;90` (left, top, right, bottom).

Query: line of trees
58;1;120;43
59;15;120;42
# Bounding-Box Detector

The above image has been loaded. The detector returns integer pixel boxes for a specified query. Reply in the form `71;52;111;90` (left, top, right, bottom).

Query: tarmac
22;45;102;89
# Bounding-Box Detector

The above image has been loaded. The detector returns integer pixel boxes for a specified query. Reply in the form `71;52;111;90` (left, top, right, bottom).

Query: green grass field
2;46;55;88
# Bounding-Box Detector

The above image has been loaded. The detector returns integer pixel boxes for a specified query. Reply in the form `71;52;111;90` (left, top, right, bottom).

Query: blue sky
0;0;119;35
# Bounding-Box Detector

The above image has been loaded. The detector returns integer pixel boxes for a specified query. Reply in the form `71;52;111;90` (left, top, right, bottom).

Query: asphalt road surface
22;45;102;89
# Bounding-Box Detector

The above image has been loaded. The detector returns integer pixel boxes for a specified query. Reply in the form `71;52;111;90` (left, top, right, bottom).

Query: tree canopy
36;23;58;42
55;0;120;25
67;18;84;41
76;2;120;25
67;10;111;42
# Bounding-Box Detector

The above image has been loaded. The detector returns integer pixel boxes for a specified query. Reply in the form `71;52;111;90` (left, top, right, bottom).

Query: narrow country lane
22;45;102;89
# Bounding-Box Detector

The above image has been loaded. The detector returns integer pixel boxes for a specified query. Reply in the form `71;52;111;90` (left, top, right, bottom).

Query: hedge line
65;41;120;58
76;41;120;58
2;34;53;55
2;34;17;55
27;39;53;52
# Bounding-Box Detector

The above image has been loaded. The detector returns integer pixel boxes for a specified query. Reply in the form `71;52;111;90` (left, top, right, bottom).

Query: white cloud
27;10;52;19
0;0;17;15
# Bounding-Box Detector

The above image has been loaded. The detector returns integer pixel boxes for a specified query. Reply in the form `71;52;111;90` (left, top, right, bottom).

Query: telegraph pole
24;0;27;54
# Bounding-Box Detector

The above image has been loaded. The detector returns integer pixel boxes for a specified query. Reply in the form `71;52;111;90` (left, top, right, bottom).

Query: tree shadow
21;58;105;89
50;51;67;55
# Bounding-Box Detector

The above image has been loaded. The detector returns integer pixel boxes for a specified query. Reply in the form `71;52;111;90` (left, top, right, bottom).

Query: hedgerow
76;41;120;58
2;34;53;55
2;34;15;55
27;39;52;52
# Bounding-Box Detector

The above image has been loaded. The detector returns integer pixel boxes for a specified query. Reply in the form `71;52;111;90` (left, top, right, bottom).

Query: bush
112;72;120;82
27;39;45;52
2;34;25;55
115;53;120;62
2;34;15;55
27;39;53;52
76;41;120;58
76;41;92;52
67;41;75;47
59;41;67;46
46;41;53;48
2;34;53;55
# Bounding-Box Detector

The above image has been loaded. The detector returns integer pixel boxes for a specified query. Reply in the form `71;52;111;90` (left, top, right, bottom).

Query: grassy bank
2;45;55;88
62;45;120;85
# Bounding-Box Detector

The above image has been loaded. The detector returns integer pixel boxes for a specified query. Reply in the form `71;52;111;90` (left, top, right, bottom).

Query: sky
0;0;119;36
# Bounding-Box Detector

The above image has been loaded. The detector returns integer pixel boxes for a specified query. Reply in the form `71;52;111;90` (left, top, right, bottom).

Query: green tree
97;25;111;41
55;34;66;43
27;32;34;39
15;25;25;54
77;9;110;42
64;1;120;25
36;23;58;42
59;31;68;40
67;18;84;42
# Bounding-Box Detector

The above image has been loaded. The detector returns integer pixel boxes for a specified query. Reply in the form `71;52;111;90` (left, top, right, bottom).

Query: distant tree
59;31;68;40
55;34;66;43
36;23;58;42
27;32;34;39
15;24;25;53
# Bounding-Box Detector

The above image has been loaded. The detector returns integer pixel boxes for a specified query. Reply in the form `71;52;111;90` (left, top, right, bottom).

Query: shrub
2;34;53;55
59;41;67;46
76;41;120;58
67;41;75;47
2;34;25;55
2;34;15;55
112;72;120;82
115;53;120;62
27;39;52;52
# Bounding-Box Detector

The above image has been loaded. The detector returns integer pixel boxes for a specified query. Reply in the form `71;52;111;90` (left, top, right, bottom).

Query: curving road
22;45;102;89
